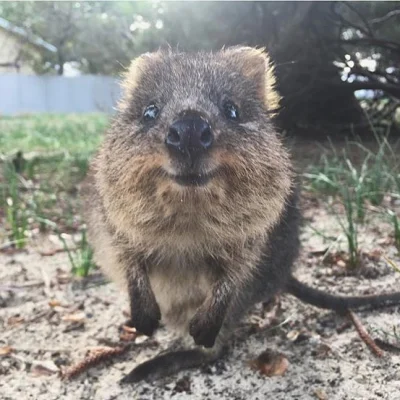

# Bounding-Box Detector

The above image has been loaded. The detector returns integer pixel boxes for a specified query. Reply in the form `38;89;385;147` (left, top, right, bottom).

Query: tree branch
351;65;399;86
371;9;400;26
339;1;373;37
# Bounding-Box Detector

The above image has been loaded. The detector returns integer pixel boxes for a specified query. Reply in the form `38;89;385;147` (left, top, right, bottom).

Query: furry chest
148;258;213;333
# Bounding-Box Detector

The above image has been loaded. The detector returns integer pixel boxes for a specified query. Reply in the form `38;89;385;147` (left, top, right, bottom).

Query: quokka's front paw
128;301;161;337
189;310;223;348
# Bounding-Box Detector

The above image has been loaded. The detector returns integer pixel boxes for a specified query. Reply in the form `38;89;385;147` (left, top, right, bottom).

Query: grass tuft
1;163;28;248
387;210;400;252
304;134;399;267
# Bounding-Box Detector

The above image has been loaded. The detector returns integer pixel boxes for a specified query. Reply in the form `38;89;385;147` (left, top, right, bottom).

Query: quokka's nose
165;111;213;165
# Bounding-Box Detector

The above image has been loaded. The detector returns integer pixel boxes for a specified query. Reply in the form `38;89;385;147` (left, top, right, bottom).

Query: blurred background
1;1;400;135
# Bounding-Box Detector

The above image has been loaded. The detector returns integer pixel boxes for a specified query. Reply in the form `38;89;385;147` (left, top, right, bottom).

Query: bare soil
1;194;400;400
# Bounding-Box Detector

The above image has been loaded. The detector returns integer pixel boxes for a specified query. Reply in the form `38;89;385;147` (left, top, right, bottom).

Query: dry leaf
7;316;25;326
314;343;332;359
336;259;346;268
0;346;13;356
249;349;289;377
314;389;328;400
287;330;310;343
62;312;86;323
377;237;391;245
309;247;329;256
39;248;66;256
31;361;59;377
367;248;382;261
48;299;62;308
287;330;300;342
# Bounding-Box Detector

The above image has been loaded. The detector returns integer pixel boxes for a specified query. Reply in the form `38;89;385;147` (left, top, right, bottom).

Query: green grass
37;217;96;278
0;113;108;191
2;163;28;248
339;187;359;268
0;113;107;155
304;135;399;267
304;136;399;218
0;114;108;275
388;210;400;252
70;229;96;278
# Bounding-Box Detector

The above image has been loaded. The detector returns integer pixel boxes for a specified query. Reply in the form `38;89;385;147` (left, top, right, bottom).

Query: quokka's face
97;47;293;244
103;46;286;190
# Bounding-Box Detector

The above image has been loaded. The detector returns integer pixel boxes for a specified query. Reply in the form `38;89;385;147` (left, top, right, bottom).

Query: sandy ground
1;200;400;400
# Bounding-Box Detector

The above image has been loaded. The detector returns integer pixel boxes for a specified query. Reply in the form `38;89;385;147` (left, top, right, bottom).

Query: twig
29;309;55;324
371;10;400;26
0;281;45;291
61;345;129;380
39;248;72;256
347;310;384;357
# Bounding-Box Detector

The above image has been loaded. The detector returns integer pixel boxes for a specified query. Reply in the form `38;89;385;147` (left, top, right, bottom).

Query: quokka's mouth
170;171;217;187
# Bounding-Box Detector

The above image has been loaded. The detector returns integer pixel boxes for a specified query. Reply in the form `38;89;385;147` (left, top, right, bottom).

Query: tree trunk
57;51;64;76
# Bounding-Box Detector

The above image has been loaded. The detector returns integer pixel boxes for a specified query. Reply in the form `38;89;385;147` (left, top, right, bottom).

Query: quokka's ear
222;46;281;115
117;51;163;112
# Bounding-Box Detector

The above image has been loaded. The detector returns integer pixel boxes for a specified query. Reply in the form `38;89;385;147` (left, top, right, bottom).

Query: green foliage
0;114;105;269
388;210;400;252
58;227;95;278
71;229;95;278
0;113;107;154
339;187;360;268
1;164;28;248
38;217;96;278
304;134;399;266
305;165;361;267
304;136;400;223
0;1;159;75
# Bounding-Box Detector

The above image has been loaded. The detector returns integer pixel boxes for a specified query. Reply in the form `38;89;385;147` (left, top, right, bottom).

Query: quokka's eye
223;100;240;121
143;104;160;122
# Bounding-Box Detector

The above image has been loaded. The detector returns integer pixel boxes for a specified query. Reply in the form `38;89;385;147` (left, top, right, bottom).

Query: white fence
0;74;122;115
